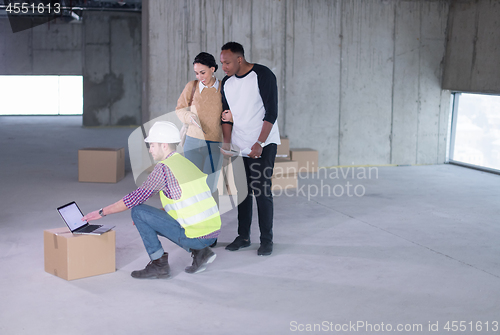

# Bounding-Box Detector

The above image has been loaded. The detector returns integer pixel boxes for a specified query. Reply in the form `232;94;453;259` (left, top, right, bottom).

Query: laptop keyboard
77;225;102;233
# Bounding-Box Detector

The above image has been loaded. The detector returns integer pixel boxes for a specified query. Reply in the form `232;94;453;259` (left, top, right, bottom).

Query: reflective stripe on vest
163;190;213;213
176;204;219;227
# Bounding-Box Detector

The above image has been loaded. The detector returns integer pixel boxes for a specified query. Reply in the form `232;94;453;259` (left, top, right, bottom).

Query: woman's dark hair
193;52;218;72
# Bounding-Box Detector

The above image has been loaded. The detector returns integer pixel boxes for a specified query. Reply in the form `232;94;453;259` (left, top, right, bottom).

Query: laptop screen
57;202;87;231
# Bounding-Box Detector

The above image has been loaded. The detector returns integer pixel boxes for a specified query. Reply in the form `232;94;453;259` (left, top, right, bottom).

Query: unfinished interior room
1;0;500;334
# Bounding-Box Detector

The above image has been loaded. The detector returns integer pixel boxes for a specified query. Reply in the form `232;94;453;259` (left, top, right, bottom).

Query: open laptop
57;201;115;235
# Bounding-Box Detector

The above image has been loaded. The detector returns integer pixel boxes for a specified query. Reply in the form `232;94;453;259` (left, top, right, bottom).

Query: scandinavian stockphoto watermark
290;320;424;333
289;320;499;333
271;164;379;200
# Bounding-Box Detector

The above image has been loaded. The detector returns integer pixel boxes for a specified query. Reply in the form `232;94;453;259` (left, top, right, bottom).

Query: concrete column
285;0;342;166
82;12;141;126
443;0;500;94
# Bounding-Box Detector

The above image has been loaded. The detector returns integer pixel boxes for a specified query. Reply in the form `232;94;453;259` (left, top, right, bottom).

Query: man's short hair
168;143;178;151
221;42;245;57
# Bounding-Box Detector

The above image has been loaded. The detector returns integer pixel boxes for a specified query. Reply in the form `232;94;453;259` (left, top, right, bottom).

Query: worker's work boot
131;252;171;279
185;247;216;274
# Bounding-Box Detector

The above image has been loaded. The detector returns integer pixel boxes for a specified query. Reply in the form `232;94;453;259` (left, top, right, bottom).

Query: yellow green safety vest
159;153;221;238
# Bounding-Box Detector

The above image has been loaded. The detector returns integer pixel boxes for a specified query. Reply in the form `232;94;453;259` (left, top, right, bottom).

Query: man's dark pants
235;144;277;244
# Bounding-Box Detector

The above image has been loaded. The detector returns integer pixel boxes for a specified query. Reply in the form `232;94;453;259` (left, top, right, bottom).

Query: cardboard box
272;175;298;191
44;227;116;281
78;148;125;183
273;158;298;177
272;158;298;191
290;148;318;172
277;137;290;158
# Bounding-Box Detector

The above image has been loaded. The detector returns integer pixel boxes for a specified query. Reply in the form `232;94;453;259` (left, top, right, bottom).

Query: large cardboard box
272;175;298;191
44;227;116;281
273;158;298;177
277;137;290;158
272;158;298;191
78;148;125;183
290;148;318;173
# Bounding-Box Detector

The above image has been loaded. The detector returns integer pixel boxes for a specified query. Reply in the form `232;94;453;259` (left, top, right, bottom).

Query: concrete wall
443;0;500;94
82;12;142;126
0;18;82;75
0;12;141;126
143;0;451;166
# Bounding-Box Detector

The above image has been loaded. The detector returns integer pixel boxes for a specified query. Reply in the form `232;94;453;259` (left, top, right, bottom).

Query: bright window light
0;75;82;115
452;93;500;170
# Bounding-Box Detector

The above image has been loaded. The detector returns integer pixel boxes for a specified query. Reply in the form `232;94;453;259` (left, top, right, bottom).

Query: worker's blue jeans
131;204;216;260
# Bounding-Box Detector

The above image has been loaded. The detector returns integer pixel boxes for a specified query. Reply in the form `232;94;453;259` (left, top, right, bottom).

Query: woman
176;52;223;211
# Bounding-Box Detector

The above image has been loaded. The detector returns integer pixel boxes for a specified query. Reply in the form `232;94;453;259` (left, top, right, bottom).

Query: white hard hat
144;121;181;144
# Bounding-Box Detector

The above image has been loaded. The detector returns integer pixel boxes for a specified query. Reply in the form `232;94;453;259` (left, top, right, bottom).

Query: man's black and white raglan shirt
221;63;281;153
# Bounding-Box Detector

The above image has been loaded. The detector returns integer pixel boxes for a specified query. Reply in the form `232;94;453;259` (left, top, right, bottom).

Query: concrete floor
1;116;500;335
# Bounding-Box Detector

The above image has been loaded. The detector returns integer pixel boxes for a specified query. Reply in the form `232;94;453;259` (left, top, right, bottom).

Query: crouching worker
82;121;221;279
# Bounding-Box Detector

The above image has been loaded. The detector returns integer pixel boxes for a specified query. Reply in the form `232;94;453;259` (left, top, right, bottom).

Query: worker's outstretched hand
82;210;102;222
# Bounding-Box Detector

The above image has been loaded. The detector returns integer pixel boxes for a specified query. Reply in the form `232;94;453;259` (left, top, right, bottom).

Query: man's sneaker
185;247;216;274
257;242;273;256
131;252;171;279
225;236;251;251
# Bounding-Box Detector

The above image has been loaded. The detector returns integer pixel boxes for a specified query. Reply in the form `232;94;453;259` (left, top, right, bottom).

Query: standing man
82;121;220;278
220;42;280;256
